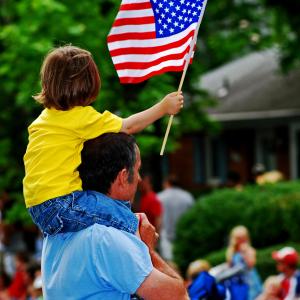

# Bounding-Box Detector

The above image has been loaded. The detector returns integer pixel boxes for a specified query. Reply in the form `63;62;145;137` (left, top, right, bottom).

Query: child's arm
121;92;184;134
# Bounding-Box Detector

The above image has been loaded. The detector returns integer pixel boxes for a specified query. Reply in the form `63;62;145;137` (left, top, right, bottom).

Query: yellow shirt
23;106;122;208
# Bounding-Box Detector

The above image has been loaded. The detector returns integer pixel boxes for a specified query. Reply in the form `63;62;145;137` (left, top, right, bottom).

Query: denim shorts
28;190;138;236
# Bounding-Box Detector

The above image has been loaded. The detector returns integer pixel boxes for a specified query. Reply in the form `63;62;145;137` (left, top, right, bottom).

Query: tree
264;0;300;70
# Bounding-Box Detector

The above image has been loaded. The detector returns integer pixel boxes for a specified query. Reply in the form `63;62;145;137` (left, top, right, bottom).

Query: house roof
200;50;300;121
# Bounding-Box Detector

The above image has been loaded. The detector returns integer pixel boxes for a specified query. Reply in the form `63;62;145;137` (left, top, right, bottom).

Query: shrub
174;181;300;273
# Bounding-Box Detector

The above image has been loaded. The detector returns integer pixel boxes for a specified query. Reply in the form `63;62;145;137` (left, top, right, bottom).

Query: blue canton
150;0;205;38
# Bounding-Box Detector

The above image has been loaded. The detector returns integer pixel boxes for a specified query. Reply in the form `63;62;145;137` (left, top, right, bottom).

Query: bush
4;192;32;226
203;242;300;281
174;181;300;273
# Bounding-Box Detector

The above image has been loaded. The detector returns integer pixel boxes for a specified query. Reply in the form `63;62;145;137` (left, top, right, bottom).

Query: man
158;175;194;261
272;246;300;299
41;133;188;300
139;174;162;232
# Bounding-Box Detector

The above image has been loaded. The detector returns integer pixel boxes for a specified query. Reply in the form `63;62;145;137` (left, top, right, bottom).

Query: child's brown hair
34;45;101;110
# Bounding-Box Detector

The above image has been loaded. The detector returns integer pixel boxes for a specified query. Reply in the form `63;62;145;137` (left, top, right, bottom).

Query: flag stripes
107;0;204;83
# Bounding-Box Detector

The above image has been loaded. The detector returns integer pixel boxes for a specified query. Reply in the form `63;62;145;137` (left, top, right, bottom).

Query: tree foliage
264;0;300;70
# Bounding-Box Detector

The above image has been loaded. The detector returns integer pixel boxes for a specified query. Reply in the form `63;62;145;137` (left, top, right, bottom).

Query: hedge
173;181;300;273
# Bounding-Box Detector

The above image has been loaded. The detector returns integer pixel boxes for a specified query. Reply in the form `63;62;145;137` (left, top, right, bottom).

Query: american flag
107;0;207;84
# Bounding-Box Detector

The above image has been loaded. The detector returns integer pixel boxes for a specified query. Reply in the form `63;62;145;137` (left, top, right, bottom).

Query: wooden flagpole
160;0;208;156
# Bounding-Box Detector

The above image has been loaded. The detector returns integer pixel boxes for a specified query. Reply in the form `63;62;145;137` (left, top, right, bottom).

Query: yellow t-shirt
23;106;122;208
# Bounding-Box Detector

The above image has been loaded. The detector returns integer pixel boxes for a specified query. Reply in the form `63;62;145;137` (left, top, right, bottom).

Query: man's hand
136;213;159;251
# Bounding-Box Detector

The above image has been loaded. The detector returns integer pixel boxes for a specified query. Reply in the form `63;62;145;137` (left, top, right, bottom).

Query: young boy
24;45;184;236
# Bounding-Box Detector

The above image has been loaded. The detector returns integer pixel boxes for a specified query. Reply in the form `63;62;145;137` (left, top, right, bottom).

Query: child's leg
28;190;138;235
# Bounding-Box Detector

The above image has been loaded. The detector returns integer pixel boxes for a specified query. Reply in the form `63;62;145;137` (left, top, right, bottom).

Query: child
272;246;300;299
226;225;262;300
23;45;184;236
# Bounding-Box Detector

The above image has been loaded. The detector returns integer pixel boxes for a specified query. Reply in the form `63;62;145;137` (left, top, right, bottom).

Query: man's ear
118;168;129;187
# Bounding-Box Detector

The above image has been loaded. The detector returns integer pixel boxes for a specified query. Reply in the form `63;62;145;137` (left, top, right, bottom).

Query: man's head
163;174;179;189
79;133;141;201
272;247;298;274
139;173;153;195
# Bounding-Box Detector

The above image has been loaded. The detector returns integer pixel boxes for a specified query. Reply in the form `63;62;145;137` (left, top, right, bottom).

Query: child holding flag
23;45;184;236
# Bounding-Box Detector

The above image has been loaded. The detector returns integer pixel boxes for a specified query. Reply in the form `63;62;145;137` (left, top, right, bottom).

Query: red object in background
140;191;162;228
7;269;28;299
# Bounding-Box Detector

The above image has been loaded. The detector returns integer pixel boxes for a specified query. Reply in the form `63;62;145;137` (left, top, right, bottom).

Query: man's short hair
79;133;137;195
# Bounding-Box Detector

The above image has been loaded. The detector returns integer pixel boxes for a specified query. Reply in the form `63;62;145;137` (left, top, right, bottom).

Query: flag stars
151;0;203;38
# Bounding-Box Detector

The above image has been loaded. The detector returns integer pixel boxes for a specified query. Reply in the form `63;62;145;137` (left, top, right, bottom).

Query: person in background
158;174;194;261
26;262;43;300
256;275;281;300
186;259;211;286
226;225;262;300
5;252;30;300
272;246;300;300
138;174;162;232
186;259;230;300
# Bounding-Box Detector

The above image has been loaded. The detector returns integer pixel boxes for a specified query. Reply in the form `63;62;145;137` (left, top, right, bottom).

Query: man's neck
284;268;296;278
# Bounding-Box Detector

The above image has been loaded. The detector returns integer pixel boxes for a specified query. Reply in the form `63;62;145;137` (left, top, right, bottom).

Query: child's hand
160;91;184;115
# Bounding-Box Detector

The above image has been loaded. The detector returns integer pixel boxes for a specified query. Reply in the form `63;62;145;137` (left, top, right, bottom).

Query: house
165;50;300;191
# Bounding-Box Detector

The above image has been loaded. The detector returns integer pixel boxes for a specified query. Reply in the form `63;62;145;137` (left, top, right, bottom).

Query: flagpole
160;0;208;156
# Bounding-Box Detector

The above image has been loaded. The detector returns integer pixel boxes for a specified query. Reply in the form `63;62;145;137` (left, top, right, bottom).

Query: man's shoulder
158;188;194;203
90;223;137;240
45;223;137;244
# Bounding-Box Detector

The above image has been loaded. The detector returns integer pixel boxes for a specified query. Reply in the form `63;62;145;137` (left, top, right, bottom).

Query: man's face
276;261;292;274
126;146;141;202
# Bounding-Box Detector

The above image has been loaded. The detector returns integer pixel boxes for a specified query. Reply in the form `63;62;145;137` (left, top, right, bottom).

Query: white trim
209;109;300;122
289;123;300;179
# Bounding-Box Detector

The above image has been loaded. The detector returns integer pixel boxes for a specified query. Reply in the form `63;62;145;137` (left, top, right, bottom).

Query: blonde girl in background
226;225;262;300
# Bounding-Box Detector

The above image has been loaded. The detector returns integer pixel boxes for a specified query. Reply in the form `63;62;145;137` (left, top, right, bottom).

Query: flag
107;0;207;84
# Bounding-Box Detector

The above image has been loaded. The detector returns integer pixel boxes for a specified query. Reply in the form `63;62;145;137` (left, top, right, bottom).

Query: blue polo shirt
42;224;153;300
